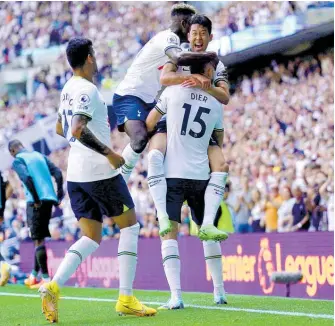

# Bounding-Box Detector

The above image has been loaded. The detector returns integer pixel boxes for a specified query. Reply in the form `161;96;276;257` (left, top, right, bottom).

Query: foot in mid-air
159;216;172;237
39;280;60;323
116;295;157;317
214;293;228;305
198;224;229;242
158;298;184;310
0;262;11;286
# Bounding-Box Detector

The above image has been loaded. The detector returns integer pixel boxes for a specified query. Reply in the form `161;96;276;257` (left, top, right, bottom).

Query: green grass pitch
0;285;333;325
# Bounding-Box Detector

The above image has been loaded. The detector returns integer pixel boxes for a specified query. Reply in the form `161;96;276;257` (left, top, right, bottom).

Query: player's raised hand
107;151;125;169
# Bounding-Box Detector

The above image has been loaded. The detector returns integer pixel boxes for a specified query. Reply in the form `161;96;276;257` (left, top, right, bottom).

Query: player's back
161;85;223;180
59;76;117;182
115;30;180;103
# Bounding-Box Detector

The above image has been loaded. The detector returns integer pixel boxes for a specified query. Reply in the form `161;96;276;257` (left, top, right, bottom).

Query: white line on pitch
0;292;333;320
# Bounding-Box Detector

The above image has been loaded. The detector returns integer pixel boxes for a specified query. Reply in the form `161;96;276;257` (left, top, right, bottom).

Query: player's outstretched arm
56;113;65;138
71;114;125;169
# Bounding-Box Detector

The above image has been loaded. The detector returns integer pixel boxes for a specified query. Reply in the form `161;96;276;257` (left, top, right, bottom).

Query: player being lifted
147;57;228;309
148;14;230;238
39;38;156;323
112;4;218;184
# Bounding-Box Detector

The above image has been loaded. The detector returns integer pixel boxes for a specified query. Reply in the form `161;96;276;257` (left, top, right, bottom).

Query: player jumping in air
38;38;156;323
146;58;228;309
112;4;218;184
148;15;230;238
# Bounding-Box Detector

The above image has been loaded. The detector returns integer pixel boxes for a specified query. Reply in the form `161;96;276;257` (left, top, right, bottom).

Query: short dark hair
190;56;219;75
170;3;197;17
8;139;23;152
66;37;93;69
188;14;212;34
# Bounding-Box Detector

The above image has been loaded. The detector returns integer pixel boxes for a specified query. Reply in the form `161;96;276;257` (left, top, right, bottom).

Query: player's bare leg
120;120;148;183
39;218;101;323
113;208;156;317
199;145;229;241
147;131;171;237
159;221;184;310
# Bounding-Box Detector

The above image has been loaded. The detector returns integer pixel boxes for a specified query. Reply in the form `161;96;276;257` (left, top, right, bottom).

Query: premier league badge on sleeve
78;94;90;110
167;34;178;45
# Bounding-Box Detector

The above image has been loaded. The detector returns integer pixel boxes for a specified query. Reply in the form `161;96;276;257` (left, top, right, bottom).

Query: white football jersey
156;85;224;180
115;29;181;103
58;76;118;182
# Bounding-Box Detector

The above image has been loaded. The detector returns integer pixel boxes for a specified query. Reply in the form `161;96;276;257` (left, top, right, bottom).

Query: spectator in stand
290;186;310;231
277;186;295;232
249;189;265;233
230;177;252;233
264;185;283;232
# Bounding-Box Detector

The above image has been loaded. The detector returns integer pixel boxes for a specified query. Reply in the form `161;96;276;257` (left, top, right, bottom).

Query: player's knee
148;149;164;166
131;133;148;153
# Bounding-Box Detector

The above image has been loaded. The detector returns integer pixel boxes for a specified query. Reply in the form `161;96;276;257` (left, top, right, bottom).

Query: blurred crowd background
0;1;333;266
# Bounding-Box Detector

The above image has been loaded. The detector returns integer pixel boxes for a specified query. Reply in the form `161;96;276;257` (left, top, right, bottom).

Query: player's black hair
170;3;197;17
190;56;219;75
188;14;212;34
8;139;23;152
66;37;93;69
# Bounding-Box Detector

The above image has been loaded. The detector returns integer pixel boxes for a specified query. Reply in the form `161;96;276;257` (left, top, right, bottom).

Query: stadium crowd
0;49;333;258
1;1;318;68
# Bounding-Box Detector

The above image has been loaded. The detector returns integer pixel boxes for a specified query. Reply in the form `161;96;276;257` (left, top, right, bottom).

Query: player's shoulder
159;29;180;46
216;60;226;72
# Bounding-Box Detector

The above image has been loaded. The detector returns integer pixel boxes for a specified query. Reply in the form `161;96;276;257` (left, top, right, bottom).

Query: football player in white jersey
148;15;230;238
113;3;218;184
39;38;156;323
146;58;228;309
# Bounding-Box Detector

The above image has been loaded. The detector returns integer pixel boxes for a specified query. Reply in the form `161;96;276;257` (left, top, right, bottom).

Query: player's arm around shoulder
207;62;230;105
160;61;191;86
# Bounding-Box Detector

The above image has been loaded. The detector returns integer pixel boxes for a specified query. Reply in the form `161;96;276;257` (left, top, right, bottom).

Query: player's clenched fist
107;152;125;169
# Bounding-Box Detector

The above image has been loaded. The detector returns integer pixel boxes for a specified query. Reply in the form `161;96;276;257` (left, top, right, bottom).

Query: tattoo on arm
73;115;111;156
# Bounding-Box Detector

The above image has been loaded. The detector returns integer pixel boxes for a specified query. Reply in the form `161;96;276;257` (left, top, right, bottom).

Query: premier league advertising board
20;232;334;300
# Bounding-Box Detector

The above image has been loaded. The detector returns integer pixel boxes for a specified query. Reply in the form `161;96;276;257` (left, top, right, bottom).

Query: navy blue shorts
166;178;209;226
67;174;134;223
112;93;156;132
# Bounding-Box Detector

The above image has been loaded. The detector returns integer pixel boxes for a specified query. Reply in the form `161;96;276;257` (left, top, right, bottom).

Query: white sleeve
72;86;97;119
155;90;169;115
214;104;224;131
214;61;229;86
162;31;181;54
